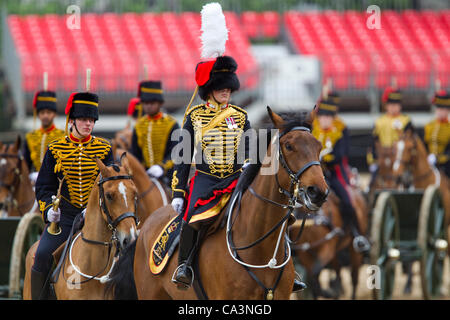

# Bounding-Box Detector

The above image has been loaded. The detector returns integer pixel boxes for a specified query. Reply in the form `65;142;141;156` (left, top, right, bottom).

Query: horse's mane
234;111;312;194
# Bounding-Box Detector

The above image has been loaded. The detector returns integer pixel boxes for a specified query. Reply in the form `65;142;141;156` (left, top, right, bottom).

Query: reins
225;125;323;298
56;173;139;285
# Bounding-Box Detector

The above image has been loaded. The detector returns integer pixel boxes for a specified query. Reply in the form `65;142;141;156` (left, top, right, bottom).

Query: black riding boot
172;221;198;290
347;207;371;253
31;267;49;300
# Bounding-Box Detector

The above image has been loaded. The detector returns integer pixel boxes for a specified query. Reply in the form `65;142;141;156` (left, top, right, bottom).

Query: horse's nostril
306;186;327;203
306;186;319;199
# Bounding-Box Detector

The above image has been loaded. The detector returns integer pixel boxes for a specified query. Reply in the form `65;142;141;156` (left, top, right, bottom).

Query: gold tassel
33;109;37;130
182;85;199;126
65;113;70;136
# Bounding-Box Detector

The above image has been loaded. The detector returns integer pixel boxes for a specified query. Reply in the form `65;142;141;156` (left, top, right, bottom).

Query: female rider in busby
170;55;252;289
31;91;114;299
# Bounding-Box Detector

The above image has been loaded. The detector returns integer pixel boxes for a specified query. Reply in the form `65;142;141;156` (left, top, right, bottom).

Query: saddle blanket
149;214;183;275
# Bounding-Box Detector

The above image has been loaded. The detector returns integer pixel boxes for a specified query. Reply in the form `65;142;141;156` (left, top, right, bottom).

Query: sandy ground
290;173;450;300
290;258;450;300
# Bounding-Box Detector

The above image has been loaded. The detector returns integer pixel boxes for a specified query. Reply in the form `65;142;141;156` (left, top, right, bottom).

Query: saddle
50;214;85;285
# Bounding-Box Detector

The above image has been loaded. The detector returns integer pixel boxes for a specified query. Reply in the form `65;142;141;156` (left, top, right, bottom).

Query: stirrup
353;235;371;253
171;263;194;290
293;271;307;292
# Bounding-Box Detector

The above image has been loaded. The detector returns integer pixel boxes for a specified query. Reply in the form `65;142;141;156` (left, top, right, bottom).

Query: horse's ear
308;105;318;124
403;122;415;138
13;135;21;152
95;157;109;177
267;106;284;130
119;152;132;175
111;140;118;161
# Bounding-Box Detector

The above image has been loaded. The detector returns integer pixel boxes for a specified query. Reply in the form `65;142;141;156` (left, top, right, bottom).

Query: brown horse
392;127;450;256
106;108;329;300
23;154;139;299
113;123;133;151
290;184;369;300
113;146;170;225
0;136;36;217
370;142;399;190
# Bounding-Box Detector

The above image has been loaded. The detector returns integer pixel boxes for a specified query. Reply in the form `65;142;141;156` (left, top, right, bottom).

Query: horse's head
268;107;329;212
392;126;417;186
0;136;22;213
95;152;138;249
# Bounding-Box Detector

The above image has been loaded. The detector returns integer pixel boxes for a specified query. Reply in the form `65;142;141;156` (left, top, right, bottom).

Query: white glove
147;165;164;178
427;153;437;166
369;163;378;173
29;172;39;183
47;207;61;223
171;197;185;215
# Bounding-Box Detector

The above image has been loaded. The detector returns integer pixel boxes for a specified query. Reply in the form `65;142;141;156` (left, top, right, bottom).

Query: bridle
225;125;325;299
276;126;322;211
0;153;21;191
59;172;139;285
0;150;31;215
97;174;139;231
225;126;325;298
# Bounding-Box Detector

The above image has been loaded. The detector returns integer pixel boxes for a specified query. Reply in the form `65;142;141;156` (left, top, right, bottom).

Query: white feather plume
200;2;228;59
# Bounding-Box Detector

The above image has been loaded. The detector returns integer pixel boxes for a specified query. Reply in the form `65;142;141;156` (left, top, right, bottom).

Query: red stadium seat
284;10;449;90
9;12;259;93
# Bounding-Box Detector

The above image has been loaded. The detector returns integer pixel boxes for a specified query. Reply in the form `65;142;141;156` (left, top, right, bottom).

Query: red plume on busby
127;97;142;118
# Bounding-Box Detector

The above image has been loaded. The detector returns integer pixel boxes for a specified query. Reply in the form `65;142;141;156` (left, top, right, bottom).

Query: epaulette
333;117;346;131
229;104;247;115
185;104;205;117
48;135;68;148
92;136;111;146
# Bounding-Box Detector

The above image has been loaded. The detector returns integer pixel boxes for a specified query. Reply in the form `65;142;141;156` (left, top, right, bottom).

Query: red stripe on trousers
183;171;198;222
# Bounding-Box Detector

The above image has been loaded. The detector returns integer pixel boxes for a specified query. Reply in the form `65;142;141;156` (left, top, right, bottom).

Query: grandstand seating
284;10;450;89
7;12;258;92
7;10;450;93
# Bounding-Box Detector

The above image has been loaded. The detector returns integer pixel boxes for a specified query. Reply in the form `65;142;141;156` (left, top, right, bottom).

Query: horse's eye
285;143;293;151
106;193;113;201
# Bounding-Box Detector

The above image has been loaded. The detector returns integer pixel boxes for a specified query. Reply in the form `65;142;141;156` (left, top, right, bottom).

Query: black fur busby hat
33;91;57;113
317;99;338;116
65;92;99;121
138;81;164;103
433;90;450;109
196;56;240;101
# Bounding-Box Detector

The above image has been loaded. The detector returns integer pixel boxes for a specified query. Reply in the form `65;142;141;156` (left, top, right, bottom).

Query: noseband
277;126;322;211
226;125;324;298
97;174;139;230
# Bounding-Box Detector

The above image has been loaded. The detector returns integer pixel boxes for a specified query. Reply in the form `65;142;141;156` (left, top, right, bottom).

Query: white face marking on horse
129;226;137;241
393;140;405;171
118;182;128;208
0;159;6;166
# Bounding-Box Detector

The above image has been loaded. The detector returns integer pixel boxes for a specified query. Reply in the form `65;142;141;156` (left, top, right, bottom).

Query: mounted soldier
424;90;450;179
23;89;64;183
170;54;253;289
31;87;114;300
312;96;371;252
130;81;180;186
367;87;412;188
